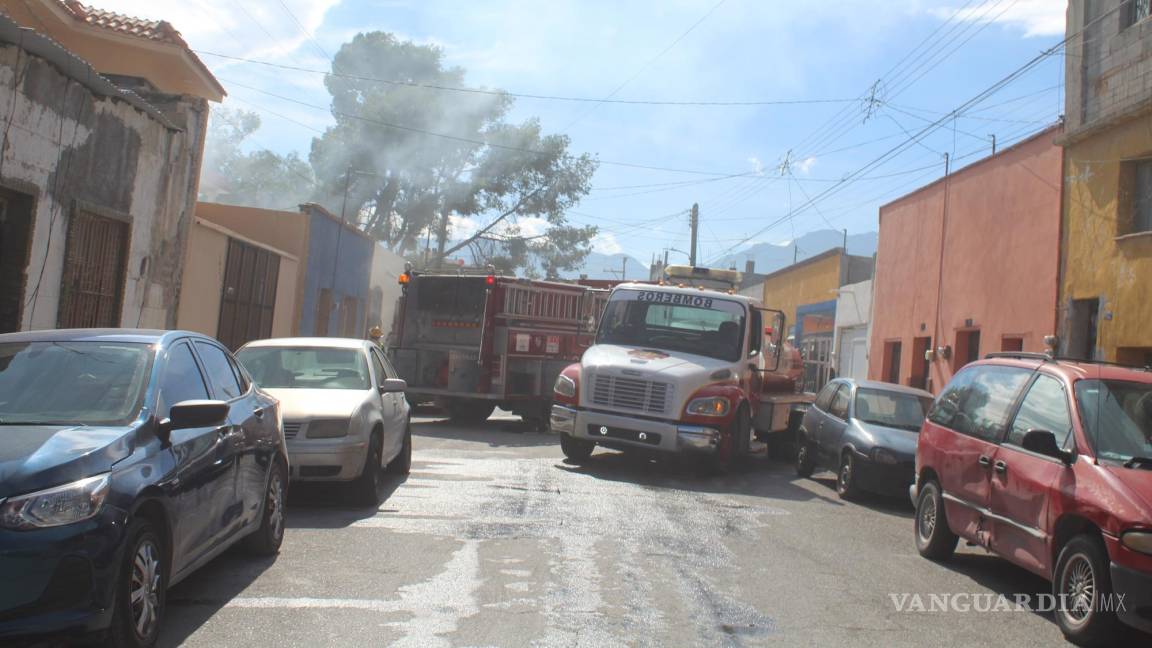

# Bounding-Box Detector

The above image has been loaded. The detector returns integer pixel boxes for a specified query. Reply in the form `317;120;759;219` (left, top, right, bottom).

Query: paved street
160;411;1141;647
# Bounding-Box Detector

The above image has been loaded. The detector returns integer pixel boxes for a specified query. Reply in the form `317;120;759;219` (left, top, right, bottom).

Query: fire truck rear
389;270;607;425
549;265;811;470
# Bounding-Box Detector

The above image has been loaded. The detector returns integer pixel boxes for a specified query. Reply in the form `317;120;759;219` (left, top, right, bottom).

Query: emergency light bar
663;265;742;288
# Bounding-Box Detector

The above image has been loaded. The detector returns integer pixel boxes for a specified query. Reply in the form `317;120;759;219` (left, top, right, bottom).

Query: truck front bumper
550;405;720;454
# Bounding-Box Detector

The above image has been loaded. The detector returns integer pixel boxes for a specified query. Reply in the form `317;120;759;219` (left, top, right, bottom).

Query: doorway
1067;298;1099;360
0;188;34;332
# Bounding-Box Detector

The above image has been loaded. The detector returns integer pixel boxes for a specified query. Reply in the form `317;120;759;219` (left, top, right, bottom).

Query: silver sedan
237;337;411;505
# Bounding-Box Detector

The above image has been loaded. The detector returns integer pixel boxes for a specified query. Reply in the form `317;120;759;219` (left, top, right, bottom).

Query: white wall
368;245;407;338
833;279;873;381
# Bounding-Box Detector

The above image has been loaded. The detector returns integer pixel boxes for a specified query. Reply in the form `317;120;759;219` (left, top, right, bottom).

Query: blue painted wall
299;207;373;336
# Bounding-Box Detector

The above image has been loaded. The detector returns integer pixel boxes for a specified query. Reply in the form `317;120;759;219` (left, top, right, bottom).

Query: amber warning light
398;273;410;285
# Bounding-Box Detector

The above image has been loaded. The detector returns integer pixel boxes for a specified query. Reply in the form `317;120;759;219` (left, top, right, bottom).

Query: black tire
244;458;287;556
706;406;751;475
836;452;861;499
914;480;959;561
1053;534;1121;646
446;400;496;424
386;424;412;476
795;436;816;478
108;519;165;648
352;433;386;507
560;433;595;462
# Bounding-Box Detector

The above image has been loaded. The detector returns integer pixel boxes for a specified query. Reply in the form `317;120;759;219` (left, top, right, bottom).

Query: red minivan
911;354;1152;645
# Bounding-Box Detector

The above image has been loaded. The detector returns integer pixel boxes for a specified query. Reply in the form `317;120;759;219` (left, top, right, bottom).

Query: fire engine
388;268;609;425
549;265;811;470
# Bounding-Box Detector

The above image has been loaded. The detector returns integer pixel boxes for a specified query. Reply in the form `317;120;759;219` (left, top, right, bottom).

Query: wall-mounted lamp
935;345;952;360
1044;334;1059;353
925;349;936;362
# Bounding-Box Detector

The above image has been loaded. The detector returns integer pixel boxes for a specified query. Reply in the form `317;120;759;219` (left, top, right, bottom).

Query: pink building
868;126;1064;394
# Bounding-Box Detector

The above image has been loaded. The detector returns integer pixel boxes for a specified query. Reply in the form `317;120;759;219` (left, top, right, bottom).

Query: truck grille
590;374;671;415
283;422;302;439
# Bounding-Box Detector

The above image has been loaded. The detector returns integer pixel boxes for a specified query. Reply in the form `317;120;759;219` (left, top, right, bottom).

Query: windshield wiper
1123;456;1152;469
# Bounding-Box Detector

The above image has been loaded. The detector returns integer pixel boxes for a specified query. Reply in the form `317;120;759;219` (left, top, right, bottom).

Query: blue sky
103;0;1066;265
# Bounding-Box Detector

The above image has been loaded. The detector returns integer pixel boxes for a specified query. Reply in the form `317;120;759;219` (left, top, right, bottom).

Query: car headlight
686;397;730;417
554;374;577;398
0;474;110;530
1121;530;1152;556
307;419;350;438
872;448;900;465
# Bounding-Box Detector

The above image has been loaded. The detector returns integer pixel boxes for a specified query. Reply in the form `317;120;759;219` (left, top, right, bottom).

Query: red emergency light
485;275;496;286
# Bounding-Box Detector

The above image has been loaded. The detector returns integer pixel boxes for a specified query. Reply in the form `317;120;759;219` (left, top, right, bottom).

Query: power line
196;50;856;107
273;0;331;60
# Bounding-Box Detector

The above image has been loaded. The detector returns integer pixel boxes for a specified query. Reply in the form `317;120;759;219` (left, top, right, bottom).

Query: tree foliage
200;108;315;210
307;32;598;276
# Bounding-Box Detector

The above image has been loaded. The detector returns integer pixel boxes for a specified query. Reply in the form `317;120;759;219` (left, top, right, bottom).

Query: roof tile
56;0;188;47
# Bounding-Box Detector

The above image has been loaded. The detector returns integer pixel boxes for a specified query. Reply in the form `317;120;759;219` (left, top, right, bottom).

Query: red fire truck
388;270;609;425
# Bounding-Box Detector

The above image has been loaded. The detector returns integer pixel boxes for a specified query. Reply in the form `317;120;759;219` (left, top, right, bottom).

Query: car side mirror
379;378;407;394
1021;429;1074;465
157;400;229;446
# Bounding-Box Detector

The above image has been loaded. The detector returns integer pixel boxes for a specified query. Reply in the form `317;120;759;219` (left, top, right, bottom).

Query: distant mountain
572;252;649;281
711;229;878;276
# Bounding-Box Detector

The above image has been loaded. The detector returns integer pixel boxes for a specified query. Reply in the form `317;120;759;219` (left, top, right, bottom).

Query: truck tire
560;433;595;462
706;405;751;474
445;400;496;424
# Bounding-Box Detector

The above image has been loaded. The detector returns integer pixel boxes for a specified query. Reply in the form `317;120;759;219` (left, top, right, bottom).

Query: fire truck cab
549;265;810;469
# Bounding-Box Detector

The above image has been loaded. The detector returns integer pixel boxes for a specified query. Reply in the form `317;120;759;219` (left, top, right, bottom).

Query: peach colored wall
868;128;1064;394
195;202;308;260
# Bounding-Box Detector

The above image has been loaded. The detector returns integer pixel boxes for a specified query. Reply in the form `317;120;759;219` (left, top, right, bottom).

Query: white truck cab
550;266;808;470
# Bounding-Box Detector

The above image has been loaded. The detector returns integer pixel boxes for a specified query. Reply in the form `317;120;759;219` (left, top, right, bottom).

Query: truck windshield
596;289;746;361
415;276;488;316
1075;379;1152;465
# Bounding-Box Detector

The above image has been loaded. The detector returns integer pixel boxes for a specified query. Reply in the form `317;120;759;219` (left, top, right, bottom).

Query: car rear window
237;347;370;390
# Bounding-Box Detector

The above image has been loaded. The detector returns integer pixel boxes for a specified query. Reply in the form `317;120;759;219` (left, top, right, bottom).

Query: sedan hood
851;419;920;458
265;388;369;421
0;425;135;498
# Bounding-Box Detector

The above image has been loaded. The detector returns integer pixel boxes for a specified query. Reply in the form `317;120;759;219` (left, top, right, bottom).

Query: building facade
868;126;1063;393
299;203;374;338
177;203;307;349
1058;0;1152;366
833;279;872;382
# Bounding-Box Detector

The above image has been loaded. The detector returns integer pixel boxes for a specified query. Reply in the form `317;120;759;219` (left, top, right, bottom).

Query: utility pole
793;245;798;264
603;257;627;280
842;228;848;252
689;203;699;267
989;134;997;155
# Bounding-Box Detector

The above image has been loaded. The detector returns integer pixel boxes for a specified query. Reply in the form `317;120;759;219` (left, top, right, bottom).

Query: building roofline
756;247;866;283
0;13;177;130
878;122;1063;213
299;202;374;242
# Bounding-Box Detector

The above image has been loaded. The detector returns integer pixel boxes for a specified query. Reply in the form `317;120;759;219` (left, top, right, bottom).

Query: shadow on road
554;449;847;506
159;551;276;647
412;417;558;448
285;475;409;528
803;473;915;519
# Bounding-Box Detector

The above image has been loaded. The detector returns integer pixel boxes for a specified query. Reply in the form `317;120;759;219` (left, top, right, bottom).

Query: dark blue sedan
0;329;287;647
795;378;933;499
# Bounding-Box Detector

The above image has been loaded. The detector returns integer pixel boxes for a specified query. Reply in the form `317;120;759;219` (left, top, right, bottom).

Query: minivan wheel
914;480;958;561
244;459;287;555
109;519;165;648
353;434;386;507
560;433;595;462
1054;534;1120;646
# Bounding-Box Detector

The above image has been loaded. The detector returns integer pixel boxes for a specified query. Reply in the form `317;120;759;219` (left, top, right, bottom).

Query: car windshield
237;346;370;390
1075;379;1152;465
854;389;932;431
595;289;746;361
0;341;153;426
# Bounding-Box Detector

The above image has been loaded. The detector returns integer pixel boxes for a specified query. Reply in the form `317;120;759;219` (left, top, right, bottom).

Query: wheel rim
1061;554;1096;625
267;470;285;542
839;458;852;491
918;490;937;541
130;539;162;639
797;445;807;467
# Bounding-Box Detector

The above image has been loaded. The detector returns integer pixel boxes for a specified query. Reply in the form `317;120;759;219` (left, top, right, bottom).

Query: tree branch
439;184;548;258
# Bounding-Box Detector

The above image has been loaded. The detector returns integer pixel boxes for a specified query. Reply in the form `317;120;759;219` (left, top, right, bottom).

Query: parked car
795;378;933;498
236;338;411;505
911;353;1152;645
0;329;287;648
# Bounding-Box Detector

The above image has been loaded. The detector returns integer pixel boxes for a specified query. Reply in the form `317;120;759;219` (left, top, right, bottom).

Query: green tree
308;32;598;276
200;108;316;210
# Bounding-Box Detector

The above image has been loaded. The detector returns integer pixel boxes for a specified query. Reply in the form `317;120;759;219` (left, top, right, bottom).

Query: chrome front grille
283;422;302;439
590;374;671;415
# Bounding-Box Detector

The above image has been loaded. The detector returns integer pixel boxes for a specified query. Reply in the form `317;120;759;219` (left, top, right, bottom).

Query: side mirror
157;400;229;446
1021;429;1074;465
379;378;407;394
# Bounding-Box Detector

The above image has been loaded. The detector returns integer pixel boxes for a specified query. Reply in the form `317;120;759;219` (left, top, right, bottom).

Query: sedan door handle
994;460;1008;474
253;406;265;419
978;455;992;468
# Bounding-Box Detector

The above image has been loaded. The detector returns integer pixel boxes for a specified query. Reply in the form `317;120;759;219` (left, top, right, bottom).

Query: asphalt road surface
160;411;1150;647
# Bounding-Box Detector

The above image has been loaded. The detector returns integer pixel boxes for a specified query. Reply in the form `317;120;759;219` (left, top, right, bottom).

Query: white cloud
932;0;1066;38
449;215;480;240
592;231;623;254
796;156;818;175
747;156;765;176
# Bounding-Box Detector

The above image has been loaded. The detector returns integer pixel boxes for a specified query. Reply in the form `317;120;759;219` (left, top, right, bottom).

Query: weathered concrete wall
869;128;1063;393
1061;117;1152;362
0;39;199;330
1065;0;1152;137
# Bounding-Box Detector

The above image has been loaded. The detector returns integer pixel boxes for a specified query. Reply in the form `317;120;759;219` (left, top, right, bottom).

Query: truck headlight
307;419;350;438
0;474;110;530
554;374;577;399
872;448;900;465
686;397;730;417
1121;530;1152;555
